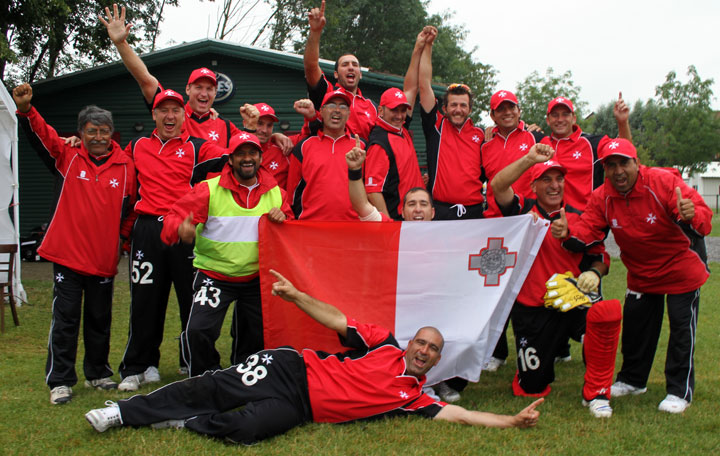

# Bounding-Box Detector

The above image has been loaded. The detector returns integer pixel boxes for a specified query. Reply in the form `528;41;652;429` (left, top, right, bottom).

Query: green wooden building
17;39;445;236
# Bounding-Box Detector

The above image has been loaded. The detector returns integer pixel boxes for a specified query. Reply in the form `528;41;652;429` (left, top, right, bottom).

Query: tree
514;68;588;129
264;0;497;115
645;65;720;174
2;0;177;85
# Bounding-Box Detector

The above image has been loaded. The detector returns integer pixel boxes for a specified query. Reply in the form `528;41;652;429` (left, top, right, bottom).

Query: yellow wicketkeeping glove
576;270;601;293
544;272;598;312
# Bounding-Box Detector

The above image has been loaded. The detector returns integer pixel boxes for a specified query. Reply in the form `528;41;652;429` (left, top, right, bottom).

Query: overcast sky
156;0;720;112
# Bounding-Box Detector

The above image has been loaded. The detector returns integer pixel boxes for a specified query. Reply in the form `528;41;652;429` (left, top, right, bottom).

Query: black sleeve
144;86;163;114
531;131;546;143
307;75;330;111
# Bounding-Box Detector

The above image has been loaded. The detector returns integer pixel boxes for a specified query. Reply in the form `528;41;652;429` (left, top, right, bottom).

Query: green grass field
1;260;719;455
711;214;720;237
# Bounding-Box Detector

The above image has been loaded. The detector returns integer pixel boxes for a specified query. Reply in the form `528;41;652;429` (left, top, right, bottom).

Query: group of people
12;0;711;445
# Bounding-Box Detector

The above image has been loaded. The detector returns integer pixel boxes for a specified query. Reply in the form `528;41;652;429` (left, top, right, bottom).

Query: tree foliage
264;0;496;115
514;68;588;129
2;0;177;85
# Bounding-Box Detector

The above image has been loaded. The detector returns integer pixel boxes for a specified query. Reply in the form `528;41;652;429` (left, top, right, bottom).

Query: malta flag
259;214;547;385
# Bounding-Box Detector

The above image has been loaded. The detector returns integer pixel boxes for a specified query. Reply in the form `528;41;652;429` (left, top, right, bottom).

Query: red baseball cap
490;90;519;111
254;103;279;122
380;88;411;109
229;132;263;154
321;89;353;108
530;160;567;182
152;89;185;109
599;138;637;162
187;67;217;86
547;96;574;114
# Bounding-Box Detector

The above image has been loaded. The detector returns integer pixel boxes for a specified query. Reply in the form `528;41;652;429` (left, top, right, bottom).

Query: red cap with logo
321;89;353;107
530;160;567;182
152;89;185;109
254;103;279;122
546;96;574;114
490;90;519;111
599;138;637;162
380;88;411;109
187;67;218;86
229;132;263;154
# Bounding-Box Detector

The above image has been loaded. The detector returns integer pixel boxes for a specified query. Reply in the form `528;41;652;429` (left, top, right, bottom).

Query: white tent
0;82;26;303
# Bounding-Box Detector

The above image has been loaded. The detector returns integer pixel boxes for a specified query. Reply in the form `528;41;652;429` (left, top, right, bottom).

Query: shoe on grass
611;381;647;397
658;394;689;414
118;374;144;392
143;366;161;383
483;357;506;372
151;419;186;430
434;381;461;403
582;398;613;418
85;377;118;390
85;401;123;432
50;385;73;405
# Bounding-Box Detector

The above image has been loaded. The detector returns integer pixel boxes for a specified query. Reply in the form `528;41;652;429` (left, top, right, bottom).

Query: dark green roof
33;39;446;94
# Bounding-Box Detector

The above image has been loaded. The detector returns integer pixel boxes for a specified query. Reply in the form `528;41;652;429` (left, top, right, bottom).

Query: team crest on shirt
399;390;409;399
77;170;89;181
519;143;528;151
109;178;119;188
645;213;657;224
573;151;582;159
472;135;481;143
611;218;622;229
176;148;185;158
208;131;219;141
55;273;65;283
468;238;517;286
261;354;273;365
269;161;279;170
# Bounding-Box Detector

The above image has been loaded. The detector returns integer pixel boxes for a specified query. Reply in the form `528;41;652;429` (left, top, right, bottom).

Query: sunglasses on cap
447;83;471;93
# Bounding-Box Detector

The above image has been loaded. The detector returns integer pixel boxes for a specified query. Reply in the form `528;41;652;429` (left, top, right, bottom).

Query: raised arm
270;269;348;337
434;398;543;428
100;4;159;104
491;143;555;209
303;0;326;88
418;26;437;113
404;28;429;113
346;139;377;219
614;91;632;142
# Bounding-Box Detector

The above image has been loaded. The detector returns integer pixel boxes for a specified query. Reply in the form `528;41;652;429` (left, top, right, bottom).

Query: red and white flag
259;215;547;384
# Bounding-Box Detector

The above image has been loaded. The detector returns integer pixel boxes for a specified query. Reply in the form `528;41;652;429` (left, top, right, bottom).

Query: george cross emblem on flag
608;141;619;150
208;131;219;141
468;238;517;286
499;91;507;98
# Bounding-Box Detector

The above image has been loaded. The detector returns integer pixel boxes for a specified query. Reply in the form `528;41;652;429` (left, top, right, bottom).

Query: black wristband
588;267;602;279
348;168;362;181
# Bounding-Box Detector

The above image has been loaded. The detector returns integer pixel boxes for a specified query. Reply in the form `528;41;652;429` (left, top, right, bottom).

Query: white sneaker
85;377;118;390
85;401;123;432
50;385;73;405
611;381;647;397
434;382;461;403
143;366;161;383
658;394;690;414
118;374;144;392
483;357;506;372
582;398;613;418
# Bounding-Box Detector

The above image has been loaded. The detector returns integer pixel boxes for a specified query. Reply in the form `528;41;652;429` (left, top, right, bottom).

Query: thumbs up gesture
675;187;695;221
551;207;568;239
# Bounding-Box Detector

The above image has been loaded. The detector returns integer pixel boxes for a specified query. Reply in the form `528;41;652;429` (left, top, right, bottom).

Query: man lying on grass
86;270;542;444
